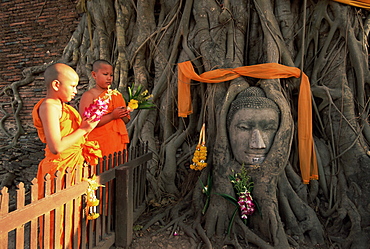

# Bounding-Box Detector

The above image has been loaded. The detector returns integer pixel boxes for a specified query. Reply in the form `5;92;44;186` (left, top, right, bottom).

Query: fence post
115;166;133;248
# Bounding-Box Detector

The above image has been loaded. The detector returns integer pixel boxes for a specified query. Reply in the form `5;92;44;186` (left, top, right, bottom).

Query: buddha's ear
51;80;60;91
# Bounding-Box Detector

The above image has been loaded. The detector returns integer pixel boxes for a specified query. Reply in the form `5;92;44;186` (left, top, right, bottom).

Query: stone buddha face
227;87;280;165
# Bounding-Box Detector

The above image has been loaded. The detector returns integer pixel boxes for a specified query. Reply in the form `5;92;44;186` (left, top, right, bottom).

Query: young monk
32;63;101;248
79;60;130;159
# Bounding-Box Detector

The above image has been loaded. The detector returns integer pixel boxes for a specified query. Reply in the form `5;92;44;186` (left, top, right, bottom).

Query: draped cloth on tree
86;90;130;158
32;99;101;248
177;61;318;184
332;0;370;8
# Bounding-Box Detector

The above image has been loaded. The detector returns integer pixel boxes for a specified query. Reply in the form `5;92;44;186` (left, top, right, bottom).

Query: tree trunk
3;0;370;248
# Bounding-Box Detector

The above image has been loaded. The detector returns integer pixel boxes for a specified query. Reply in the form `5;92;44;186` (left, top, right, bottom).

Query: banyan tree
2;0;370;248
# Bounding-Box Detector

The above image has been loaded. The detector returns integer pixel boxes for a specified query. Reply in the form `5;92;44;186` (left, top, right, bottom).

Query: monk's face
92;63;113;90
228;107;279;165
57;70;79;102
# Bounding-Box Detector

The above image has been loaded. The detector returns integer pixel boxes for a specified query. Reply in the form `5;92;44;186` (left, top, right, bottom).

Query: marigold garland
190;123;207;171
83;175;104;220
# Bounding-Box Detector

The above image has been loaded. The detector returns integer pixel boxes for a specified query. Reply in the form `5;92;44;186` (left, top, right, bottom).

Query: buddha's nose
250;129;266;149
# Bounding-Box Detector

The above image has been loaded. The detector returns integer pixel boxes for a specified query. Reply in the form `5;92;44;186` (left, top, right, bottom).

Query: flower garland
83;175;104;220
83;87;120;121
229;165;255;219
125;83;155;112
190;123;207;171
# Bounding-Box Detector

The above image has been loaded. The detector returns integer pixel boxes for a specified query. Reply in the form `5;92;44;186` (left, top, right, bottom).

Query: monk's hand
112;107;129;119
81;115;99;133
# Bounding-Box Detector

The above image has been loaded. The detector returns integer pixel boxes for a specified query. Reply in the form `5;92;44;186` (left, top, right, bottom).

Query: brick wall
0;0;82;134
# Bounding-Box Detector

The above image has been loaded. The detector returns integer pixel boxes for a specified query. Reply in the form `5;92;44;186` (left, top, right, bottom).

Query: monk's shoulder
40;98;61;110
39;98;62;118
81;88;98;100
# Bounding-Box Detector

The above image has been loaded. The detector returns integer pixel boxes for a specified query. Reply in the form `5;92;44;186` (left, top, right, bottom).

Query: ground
128;210;195;249
129;224;194;249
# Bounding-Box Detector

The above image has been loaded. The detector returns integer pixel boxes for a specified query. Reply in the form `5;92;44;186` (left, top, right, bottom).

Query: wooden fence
0;143;152;249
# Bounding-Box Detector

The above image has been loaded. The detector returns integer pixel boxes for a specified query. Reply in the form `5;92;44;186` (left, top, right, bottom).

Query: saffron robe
33;99;101;196
32;99;101;248
86;90;130;158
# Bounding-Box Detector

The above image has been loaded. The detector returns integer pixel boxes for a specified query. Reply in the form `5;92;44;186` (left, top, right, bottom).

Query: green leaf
138;103;156;109
133;84;143;98
128;86;133;100
214;193;238;206
227;207;238;235
200;173;213;215
207;172;213;192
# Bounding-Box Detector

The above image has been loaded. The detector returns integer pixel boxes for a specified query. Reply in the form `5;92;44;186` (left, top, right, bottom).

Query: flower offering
125;83;155;112
229;165;255;219
83;175;104;220
83;87;120;121
190;123;207;171
238;189;255;219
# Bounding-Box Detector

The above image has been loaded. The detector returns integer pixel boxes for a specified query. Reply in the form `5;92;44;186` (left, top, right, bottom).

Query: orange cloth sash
177;61;318;184
86;90;129;158
332;0;370;9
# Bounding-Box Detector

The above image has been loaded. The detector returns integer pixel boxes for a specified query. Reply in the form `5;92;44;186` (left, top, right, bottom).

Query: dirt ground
128;226;194;249
128;211;195;249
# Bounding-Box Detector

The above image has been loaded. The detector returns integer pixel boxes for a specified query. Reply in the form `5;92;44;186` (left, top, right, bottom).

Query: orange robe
32;99;101;248
86;90;130;158
177;61;318;184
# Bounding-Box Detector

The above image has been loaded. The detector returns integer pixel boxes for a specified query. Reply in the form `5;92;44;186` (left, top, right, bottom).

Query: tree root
235;219;274;249
195;223;212;249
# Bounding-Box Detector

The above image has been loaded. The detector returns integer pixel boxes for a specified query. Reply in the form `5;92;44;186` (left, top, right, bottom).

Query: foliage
124;83;155;111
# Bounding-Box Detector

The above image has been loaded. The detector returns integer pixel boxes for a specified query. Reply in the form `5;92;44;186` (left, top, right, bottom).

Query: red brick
0;0;80;132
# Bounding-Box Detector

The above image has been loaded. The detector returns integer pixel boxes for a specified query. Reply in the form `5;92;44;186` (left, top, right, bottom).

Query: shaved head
44;63;78;89
92;60;112;72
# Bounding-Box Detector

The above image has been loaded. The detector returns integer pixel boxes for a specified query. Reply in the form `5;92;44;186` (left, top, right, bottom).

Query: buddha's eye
236;123;252;131
263;122;278;131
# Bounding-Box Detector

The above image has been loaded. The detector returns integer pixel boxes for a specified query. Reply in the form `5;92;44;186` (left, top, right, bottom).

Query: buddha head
227;87;280;165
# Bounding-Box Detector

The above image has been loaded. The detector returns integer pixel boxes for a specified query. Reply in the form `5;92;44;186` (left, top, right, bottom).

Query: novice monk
79;60;130;159
32;63;101;248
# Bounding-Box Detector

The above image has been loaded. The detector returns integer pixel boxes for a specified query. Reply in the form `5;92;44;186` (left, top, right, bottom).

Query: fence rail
0;143;151;249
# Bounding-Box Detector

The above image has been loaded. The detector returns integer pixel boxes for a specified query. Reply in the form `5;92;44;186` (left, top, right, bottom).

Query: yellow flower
87;213;100;220
101;87;120;101
190;143;208;171
87;197;100;207
83;175;104;221
83;175;104;191
128;99;139;110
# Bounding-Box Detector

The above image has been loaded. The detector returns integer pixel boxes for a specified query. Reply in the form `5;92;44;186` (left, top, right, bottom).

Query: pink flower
84;97;109;121
238;190;255;219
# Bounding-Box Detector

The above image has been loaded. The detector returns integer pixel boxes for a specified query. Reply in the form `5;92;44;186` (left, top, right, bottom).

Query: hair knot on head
227;87;280;125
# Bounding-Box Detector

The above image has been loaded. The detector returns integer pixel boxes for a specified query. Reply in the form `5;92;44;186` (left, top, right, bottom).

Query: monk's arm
79;91;94;118
40;102;96;154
